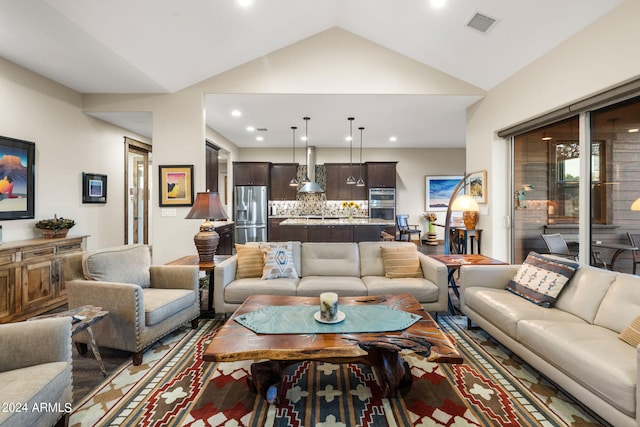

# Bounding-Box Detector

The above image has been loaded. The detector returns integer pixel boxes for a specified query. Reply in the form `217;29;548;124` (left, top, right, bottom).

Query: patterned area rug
70;317;609;426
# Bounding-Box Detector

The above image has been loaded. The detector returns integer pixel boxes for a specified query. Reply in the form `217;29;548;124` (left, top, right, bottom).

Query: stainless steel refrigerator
234;185;268;244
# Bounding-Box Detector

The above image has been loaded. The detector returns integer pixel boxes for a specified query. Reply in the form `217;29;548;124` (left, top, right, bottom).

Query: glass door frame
124;137;152;245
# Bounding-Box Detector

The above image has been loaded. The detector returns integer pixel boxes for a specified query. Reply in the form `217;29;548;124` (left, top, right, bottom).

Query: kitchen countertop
279;218;394;226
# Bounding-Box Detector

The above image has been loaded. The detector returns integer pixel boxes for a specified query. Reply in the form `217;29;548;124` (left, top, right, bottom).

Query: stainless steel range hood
298;146;324;193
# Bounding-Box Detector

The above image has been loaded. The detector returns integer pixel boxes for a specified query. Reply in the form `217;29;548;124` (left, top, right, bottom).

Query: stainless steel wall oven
369;188;396;220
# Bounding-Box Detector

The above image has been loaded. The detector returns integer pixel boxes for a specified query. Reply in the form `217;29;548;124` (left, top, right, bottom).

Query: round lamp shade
450;194;479;212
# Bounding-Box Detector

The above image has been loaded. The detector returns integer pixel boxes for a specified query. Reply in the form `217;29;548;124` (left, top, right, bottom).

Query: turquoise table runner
234;305;422;334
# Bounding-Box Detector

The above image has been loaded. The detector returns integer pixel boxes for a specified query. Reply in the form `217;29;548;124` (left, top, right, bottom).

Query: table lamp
451;194;480;230
185;192;228;263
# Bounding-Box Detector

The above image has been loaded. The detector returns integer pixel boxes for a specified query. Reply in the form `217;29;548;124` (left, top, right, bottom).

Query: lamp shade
632;197;640;211
185;192;228;220
450;195;479;212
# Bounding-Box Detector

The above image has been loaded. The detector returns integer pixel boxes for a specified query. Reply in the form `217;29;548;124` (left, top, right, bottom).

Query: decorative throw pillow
259;242;299;280
505;251;579;307
234;244;264;279
620;315;640;347
380;246;423;279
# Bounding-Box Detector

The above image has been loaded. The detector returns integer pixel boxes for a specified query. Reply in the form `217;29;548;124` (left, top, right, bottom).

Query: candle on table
320;292;338;321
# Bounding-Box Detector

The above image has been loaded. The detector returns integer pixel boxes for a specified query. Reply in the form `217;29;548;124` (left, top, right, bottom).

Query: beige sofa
459;261;639;427
214;241;448;315
63;244;200;365
0;317;72;427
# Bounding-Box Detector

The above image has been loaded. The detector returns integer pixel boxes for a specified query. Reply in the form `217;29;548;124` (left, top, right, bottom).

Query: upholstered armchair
0;317;73;427
63;244;200;365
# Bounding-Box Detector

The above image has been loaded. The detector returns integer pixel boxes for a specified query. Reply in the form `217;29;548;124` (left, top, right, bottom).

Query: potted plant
35;214;75;238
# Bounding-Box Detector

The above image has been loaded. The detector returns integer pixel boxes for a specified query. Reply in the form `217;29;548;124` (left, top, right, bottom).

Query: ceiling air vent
467;12;497;34
257;128;268;132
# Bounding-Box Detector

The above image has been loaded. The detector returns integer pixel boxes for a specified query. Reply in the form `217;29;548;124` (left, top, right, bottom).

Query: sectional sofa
213;241;448;315
459;258;639;427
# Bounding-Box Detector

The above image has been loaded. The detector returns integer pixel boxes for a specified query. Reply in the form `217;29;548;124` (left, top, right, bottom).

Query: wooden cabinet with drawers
0;236;87;324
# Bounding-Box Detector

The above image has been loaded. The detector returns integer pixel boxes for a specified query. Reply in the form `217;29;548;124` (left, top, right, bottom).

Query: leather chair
396;214;422;246
627;232;640;274
541;233;577;259
63;244;200;365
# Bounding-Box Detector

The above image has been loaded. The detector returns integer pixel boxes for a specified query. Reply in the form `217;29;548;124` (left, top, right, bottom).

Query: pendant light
289;126;299;186
346;117;356;185
356;126;365;187
302;117;311;184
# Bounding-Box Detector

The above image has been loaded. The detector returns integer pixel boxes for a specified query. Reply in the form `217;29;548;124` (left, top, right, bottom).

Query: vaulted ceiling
0;0;624;147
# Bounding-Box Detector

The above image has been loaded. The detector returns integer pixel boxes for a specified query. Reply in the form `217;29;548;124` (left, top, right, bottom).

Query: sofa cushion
301;243;360;277
245;241;302;276
594;273;640;333
359;241;418;277
619;315;640;347
517;320;636;416
142;288;196;326
505;252;578;307
380;246;423;278
0;362;71;426
234;244;264;279
554;263;616;323
362;276;439;302
224;278;298;304
260;242;299;279
82;244;151;288
296;276;367;297
464;287;585;338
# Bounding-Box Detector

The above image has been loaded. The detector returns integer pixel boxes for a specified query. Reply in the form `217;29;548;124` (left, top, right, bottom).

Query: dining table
592;241;639;271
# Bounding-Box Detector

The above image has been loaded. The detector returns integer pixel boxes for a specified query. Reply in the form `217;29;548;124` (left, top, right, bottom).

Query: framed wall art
467;170;487;204
425;175;464;211
0;135;35;220
159;165;194;207
82;172;107;203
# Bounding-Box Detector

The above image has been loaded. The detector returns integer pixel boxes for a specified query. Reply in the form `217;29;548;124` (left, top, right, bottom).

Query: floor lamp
443;173;479;255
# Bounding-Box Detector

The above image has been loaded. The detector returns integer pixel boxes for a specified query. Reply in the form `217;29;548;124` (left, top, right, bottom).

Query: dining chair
541;233;578;260
627;232;640;274
396;214;422;246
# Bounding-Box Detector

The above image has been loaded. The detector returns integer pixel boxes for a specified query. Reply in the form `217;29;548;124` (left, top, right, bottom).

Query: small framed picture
467;170;487;204
159;165;194;207
82;172;107;203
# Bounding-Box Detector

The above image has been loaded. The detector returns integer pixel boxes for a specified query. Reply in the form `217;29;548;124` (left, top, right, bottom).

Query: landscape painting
425;176;463;211
0;136;35;219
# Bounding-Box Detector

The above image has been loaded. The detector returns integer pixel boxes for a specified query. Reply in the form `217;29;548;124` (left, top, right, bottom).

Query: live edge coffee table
203;293;462;402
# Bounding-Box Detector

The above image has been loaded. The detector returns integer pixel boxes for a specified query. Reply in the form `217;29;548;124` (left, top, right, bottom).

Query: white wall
467;0;640;260
0;57;149;248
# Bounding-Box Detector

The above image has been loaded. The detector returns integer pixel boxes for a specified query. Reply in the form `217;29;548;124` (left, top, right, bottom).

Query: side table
29;305;110;376
429;254;508;314
166;254;231;318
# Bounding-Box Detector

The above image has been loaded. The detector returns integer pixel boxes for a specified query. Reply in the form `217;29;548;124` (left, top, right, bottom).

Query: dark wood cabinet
269;163;298;200
205;142;219;192
353;224;385;242
280;225;308;242
233;162;270;186
325;163;367;200
268;218;287;241
307;225;354;242
366;162;397;188
214;223;234;255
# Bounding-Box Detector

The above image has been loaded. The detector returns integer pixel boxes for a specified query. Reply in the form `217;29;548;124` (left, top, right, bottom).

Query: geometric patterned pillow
259;242;299;280
505;251;579;308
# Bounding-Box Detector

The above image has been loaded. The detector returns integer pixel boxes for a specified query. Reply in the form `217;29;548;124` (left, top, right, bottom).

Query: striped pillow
235;244;264;279
505;252;578;307
380;246;423;279
620;315;640;347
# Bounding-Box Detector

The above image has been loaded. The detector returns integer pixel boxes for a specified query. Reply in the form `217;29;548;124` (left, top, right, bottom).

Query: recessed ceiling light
238;0;252;7
541;136;553;141
256;136;264;141
389;136;397;142
231;109;242;117
345;136;352;142
246;126;255;132
628;128;639;133
430;0;446;8
301;136;308;141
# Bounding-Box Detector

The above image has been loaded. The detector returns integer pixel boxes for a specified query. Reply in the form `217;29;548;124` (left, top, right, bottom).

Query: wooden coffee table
203;293;462;401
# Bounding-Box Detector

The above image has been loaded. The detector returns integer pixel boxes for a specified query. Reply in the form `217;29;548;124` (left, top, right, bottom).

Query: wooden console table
166;254;231;318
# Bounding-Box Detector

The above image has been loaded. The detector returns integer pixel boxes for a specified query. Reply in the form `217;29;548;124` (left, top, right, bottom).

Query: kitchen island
276;217;395;243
